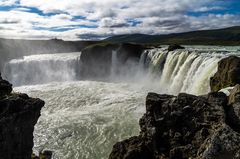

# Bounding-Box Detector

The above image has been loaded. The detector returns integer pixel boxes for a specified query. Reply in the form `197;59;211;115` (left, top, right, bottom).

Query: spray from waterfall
3;47;238;95
3;52;81;86
111;50;118;79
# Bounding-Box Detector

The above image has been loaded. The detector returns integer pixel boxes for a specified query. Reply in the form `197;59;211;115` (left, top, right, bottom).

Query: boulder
210;56;240;92
167;44;185;52
109;92;240;159
0;75;45;159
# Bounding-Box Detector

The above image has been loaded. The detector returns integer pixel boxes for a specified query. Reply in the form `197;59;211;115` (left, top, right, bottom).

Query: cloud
0;0;239;40
100;18;129;28
194;6;225;12
0;0;18;6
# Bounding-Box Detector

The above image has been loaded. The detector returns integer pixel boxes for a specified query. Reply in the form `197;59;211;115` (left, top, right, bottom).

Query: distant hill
104;26;240;45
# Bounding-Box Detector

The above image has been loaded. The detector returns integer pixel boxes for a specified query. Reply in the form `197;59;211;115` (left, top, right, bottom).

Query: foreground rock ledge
109;92;240;159
0;74;45;159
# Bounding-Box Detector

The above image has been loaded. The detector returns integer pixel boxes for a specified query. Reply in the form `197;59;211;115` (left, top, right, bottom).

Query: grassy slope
104;26;240;45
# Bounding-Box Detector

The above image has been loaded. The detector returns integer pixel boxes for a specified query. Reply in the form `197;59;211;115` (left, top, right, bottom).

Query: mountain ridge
104;26;240;45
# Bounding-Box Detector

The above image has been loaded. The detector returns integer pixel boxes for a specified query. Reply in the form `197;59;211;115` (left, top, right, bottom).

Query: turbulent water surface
3;46;240;159
15;81;149;159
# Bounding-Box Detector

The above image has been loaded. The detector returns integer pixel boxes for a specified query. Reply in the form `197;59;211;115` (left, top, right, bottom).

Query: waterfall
3;52;81;86
111;50;118;78
141;48;233;95
3;46;239;95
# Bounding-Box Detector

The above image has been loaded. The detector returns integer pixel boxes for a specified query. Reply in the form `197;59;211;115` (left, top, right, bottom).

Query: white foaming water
4;46;240;159
3;52;81;86
142;48;240;95
15;81;149;159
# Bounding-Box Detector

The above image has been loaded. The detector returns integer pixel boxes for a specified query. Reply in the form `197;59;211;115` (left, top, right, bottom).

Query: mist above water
4;46;240;159
4;47;240;95
3;53;81;86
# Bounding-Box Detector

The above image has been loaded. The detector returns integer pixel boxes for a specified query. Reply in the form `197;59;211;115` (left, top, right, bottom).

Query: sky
0;0;240;40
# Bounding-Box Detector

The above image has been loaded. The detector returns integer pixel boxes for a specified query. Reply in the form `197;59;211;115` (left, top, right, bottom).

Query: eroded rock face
80;44;118;79
80;43;144;80
109;92;240;159
0;74;44;159
116;43;144;64
210;56;240;92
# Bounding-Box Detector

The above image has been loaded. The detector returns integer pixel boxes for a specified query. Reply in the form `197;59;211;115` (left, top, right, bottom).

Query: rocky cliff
109;91;240;159
210;56;240;92
80;43;144;79
0;74;44;159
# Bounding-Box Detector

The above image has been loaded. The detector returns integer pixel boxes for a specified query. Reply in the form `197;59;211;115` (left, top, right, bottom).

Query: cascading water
3;46;240;159
141;48;240;95
111;50;118;79
3;52;81;86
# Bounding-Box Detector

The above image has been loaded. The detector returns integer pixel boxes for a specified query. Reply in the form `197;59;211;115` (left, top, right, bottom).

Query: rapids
15;81;148;159
3;46;240;158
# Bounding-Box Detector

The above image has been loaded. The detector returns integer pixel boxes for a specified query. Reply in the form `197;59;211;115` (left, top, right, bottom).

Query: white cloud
0;0;239;40
194;6;224;12
0;0;18;6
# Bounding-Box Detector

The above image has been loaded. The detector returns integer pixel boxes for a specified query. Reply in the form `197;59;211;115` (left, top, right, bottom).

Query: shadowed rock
0;74;45;159
109;92;240;159
0;73;12;96
167;44;185;52
80;43;144;80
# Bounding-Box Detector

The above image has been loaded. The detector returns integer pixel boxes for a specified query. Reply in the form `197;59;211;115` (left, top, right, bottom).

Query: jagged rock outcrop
167;44;185;52
109;92;240;159
210;56;240;92
0;74;45;159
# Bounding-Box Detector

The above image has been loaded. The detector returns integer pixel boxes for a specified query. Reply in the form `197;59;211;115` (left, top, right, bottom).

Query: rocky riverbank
0;74;45;159
109;56;240;159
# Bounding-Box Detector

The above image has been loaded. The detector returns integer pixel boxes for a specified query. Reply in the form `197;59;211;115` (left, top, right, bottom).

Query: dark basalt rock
80;44;118;79
167;44;185;52
116;43;144;64
0;74;45;159
109;92;240;159
80;43;144;80
0;73;12;96
210;56;240;92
